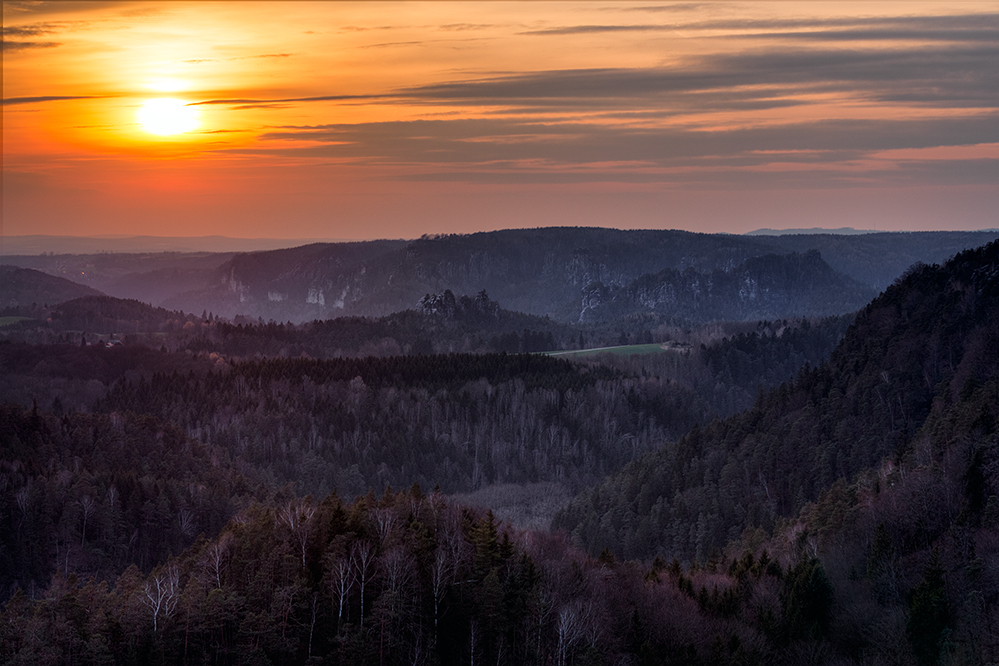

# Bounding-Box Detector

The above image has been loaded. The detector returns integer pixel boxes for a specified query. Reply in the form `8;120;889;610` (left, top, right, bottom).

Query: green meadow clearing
0;317;34;328
545;343;677;358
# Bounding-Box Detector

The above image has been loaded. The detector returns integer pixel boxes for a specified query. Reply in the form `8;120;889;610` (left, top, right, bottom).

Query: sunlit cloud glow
2;1;996;239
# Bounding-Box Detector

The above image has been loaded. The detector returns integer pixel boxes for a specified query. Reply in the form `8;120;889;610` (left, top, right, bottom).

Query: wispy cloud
2;40;62;51
188;94;383;107
3;25;55;37
393;42;999;111
737;27;999;43
2;17;101;51
357;37;489;50
522;13;999;40
246;115;999;178
182;53;294;64
620;4;711;13
232;53;294;60
520;24;672;36
2;95;106;106
439;23;496;32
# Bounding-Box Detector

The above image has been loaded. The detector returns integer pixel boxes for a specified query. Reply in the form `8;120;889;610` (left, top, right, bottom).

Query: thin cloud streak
2;40;62;51
188;94;384;106
2;95;107;106
3;25;57;37
522;13;999;37
248;115;999;175
392;46;998;110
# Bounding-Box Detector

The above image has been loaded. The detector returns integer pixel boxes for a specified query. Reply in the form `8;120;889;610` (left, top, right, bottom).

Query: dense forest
0;313;850;523
555;242;999;562
2;236;997;665
0;405;264;596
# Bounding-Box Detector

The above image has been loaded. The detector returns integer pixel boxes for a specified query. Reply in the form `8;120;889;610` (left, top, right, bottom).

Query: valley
1;229;997;665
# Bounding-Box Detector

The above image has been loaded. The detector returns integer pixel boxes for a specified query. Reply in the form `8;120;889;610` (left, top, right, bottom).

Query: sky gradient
3;1;997;240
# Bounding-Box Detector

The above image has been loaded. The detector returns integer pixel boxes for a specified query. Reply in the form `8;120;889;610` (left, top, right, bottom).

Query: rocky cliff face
417;289;500;322
577;251;875;323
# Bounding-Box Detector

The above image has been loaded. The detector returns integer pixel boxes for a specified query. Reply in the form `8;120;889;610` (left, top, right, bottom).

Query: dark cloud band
2;95;103;106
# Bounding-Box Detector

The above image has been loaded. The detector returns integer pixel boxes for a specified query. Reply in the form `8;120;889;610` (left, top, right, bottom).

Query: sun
137;98;200;136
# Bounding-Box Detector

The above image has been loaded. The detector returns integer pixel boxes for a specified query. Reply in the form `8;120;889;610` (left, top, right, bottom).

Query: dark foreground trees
4;486;856;666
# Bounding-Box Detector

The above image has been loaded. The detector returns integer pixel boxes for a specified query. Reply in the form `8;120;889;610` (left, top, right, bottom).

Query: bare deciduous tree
351;541;376;628
556;600;591;666
279;500;316;568
79;495;96;547
201;532;232;590
142;563;180;632
178;507;196;538
15;483;30;518
429;547;451;637
327;553;355;629
381;546;415;600
374;507;397;545
307;592;319;660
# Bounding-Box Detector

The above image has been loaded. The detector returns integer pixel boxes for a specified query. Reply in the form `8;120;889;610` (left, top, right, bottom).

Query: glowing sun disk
138;98;200;136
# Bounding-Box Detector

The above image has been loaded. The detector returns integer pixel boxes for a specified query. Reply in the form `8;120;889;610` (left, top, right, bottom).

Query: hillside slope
0;266;104;309
577;250;875;323
764;230;999;290
554;239;999;562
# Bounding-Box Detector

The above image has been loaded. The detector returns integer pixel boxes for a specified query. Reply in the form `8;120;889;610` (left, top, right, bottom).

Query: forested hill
0;405;264;597
50;296;196;336
577;250;874;322
0;317;847;601
144;228;992;323
555;239;999;562
0;266;105;308
1;290;570;356
162;228;781;322
93;352;710;497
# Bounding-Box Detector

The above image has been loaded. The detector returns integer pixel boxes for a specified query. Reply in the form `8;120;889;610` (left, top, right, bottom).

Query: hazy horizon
5;226;999;257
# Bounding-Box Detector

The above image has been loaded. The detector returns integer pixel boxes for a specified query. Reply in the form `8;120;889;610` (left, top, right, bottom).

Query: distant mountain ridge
746;227;877;236
747;226;998;236
165;229;773;322
163;228;994;323
6;228;996;324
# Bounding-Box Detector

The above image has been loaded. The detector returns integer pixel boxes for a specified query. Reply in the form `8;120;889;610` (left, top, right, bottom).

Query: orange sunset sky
3;1;997;241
